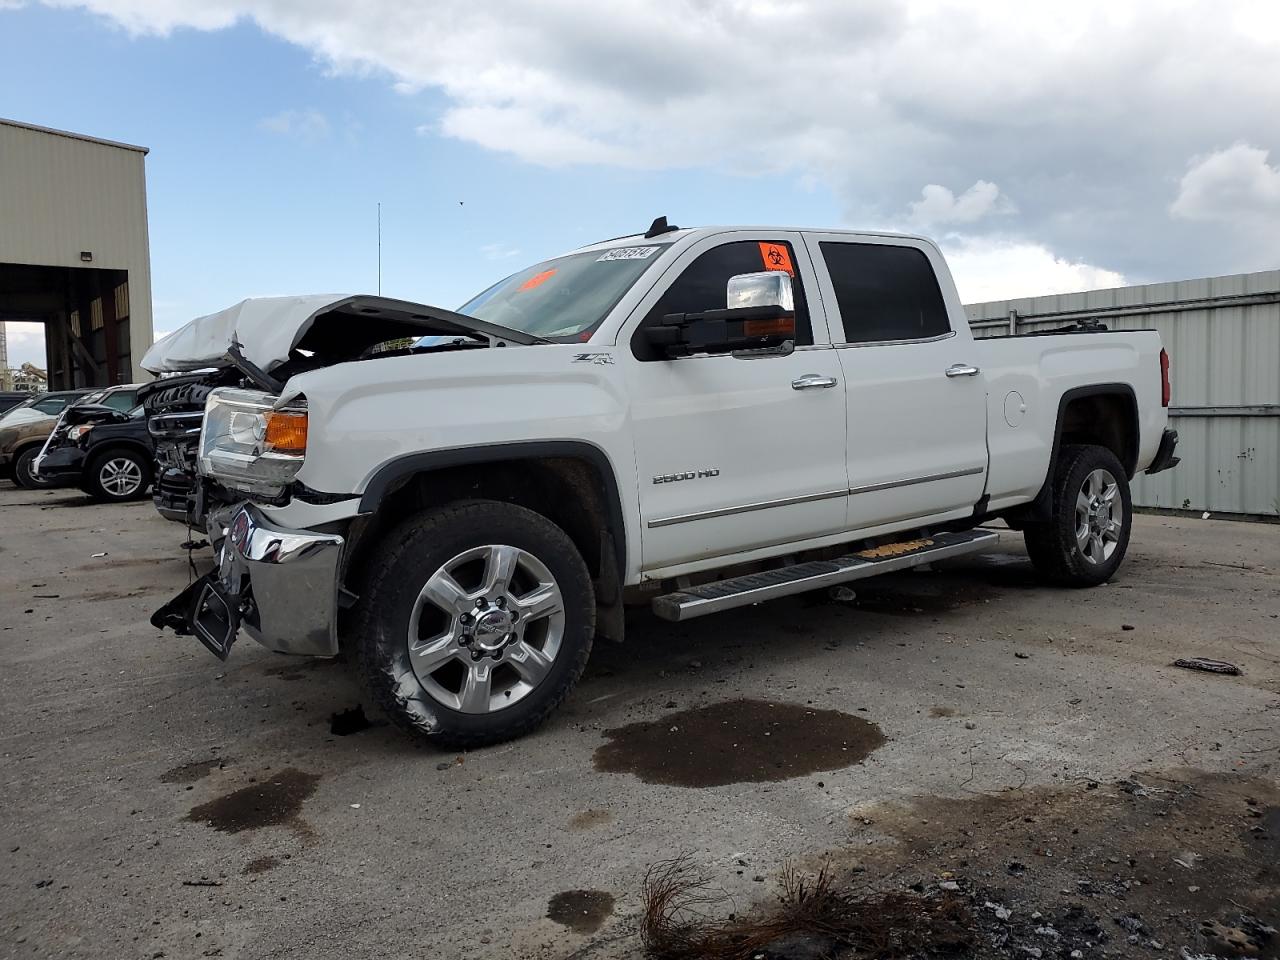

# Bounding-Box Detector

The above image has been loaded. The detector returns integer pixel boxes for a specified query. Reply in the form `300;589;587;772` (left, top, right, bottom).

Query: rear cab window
818;242;951;345
632;239;813;360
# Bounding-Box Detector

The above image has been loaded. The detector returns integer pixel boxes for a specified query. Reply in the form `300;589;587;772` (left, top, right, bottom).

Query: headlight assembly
198;388;308;496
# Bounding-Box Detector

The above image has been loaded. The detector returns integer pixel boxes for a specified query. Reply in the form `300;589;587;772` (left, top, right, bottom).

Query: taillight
1159;348;1171;407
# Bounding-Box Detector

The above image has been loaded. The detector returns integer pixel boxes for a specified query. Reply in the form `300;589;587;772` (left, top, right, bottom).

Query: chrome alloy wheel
1075;467;1123;565
407;544;566;714
100;457;144;497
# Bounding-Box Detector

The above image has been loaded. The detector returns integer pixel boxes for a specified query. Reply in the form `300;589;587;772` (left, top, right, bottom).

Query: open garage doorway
0;262;136;390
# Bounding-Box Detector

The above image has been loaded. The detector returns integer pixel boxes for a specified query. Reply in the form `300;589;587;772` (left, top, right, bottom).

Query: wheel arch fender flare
1014;383;1139;522
88;439;154;463
356;440;629;576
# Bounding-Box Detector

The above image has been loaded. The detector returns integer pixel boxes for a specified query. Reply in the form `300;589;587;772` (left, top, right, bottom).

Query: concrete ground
1;483;1277;960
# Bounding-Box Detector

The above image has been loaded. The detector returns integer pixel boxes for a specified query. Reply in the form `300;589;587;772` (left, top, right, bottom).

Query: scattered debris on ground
641;858;971;959
159;757;227;784
328;704;381;736
639;772;1280;959
1173;657;1242;676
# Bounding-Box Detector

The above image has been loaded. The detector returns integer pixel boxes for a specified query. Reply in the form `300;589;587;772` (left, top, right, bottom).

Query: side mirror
645;271;796;358
727;271;794;311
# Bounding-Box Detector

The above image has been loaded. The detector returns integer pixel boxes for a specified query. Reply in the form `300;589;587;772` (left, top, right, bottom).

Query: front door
622;232;849;575
803;234;988;531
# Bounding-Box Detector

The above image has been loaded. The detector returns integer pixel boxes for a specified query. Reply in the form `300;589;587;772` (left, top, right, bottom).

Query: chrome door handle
945;363;981;378
791;374;839;390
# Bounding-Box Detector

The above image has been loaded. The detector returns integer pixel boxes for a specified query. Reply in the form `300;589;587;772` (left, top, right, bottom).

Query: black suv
33;385;154;502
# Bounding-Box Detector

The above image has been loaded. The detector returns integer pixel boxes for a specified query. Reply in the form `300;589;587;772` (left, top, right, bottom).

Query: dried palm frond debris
640;856;973;960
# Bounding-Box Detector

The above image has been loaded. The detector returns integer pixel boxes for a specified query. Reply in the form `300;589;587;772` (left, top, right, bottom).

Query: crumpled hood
141;295;352;374
141;294;541;377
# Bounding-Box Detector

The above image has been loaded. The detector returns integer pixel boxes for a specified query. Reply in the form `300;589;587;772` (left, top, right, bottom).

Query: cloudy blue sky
2;0;1278;368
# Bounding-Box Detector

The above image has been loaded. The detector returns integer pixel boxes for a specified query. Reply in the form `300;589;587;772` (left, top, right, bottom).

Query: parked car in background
0;391;34;414
33;384;152;501
0;390;93;488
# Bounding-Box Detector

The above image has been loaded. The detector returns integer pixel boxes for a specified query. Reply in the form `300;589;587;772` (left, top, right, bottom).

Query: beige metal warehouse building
0;118;154;388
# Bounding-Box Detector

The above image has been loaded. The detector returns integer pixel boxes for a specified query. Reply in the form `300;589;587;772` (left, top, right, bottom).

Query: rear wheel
84;447;153;502
1024;444;1131;586
13;447;53;490
351;500;595;748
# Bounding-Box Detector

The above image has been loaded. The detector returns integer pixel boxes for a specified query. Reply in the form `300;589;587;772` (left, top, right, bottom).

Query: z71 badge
653;469;720;484
572;353;614;365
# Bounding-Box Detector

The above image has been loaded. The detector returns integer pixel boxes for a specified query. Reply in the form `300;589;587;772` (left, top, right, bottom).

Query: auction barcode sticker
597;246;661;262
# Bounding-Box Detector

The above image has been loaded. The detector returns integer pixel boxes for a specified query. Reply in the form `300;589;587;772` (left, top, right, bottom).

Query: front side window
33;398;66;415
634;240;812;359
820;242;951;344
457;244;672;342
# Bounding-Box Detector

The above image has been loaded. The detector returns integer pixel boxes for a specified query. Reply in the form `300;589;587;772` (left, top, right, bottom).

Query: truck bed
974;329;1166;512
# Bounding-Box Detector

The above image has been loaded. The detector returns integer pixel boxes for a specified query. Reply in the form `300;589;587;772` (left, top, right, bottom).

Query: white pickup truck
144;220;1179;747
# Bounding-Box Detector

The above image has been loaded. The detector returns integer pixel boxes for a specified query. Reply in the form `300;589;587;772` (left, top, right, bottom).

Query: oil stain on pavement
186;768;320;833
593;699;885;787
547;890;615;934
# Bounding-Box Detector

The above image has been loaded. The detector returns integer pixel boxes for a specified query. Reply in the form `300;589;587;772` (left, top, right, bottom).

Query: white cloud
34;0;1280;280
479;243;520;261
1;322;48;369
940;236;1125;304
1170;142;1280;223
259;108;332;141
909;181;1014;227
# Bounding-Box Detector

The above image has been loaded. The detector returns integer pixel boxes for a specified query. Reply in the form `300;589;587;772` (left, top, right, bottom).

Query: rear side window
819;242;951;344
33;398;66;415
635;240;812;359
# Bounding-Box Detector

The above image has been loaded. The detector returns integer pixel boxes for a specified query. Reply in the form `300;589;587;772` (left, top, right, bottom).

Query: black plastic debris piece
1173;657;1242;676
329;704;374;736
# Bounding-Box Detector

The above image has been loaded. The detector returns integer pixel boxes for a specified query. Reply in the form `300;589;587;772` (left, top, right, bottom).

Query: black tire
84;447;153;502
13;447;52;490
1023;444;1132;587
351;500;595;749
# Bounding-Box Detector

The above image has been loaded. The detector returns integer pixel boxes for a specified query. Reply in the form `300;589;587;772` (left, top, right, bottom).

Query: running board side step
651;529;999;622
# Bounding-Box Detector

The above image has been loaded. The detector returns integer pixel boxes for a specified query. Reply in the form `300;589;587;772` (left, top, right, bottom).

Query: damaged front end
33;401;138;486
140;372;239;525
151;503;344;660
145;294;524;661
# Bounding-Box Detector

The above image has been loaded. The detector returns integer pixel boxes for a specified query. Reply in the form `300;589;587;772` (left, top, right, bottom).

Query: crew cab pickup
144;221;1179;747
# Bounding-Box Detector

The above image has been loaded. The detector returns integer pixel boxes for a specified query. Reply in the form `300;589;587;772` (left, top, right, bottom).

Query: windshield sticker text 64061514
597;246;660;262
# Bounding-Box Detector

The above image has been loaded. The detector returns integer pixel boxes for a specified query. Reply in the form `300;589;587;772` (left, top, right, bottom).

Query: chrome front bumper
151;504;344;659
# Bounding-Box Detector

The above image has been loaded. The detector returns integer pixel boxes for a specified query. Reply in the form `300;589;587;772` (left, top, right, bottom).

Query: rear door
622;232;849;574
803;234;988;530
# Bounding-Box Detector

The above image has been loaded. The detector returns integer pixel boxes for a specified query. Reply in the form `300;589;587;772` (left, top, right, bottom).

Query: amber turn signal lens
743;317;795;338
264;411;308;453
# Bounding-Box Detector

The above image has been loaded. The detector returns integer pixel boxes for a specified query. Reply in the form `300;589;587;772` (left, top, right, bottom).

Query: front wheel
1024;443;1132;587
351;500;595;748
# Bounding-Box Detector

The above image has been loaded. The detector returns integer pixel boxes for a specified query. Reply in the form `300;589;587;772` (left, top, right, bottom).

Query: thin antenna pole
377;202;382;295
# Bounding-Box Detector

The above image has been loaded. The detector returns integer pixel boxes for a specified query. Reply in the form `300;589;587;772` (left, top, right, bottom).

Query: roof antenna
644;215;679;239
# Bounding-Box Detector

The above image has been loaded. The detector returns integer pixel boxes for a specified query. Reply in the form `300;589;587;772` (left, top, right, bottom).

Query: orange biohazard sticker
518;268;557;291
758;242;794;275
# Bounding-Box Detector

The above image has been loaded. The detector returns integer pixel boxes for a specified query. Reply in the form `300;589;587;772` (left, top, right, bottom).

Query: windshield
456;243;671;341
